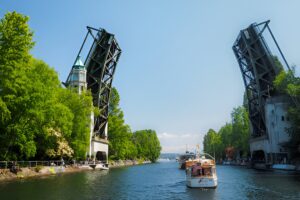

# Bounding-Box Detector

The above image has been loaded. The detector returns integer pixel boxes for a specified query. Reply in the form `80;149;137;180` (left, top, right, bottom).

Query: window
79;73;85;82
281;116;285;121
71;73;79;81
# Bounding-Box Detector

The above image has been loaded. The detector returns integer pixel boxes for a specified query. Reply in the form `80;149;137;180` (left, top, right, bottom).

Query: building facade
250;95;291;164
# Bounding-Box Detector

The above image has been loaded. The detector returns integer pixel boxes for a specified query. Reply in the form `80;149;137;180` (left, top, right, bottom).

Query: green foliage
108;88;137;160
0;11;160;162
203;106;250;160
133;129;161;162
0;11;34;66
0;12;92;161
108;88;161;162
274;70;296;94
219;123;233;151
0;12;39;160
231;106;250;156
35;165;43;173
57;89;92;160
203;129;222;159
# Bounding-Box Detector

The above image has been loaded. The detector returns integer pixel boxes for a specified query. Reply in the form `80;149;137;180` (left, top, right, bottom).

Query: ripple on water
0;162;300;200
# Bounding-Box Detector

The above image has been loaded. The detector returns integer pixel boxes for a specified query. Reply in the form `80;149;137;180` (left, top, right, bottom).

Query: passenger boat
186;153;217;188
177;151;196;169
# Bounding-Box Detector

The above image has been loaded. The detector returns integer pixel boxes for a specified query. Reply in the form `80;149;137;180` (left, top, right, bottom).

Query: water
0;161;300;200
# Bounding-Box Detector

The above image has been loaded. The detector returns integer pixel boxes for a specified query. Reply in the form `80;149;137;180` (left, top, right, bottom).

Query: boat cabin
190;162;216;177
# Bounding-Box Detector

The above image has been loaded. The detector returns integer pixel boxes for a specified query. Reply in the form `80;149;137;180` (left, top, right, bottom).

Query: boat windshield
180;154;195;160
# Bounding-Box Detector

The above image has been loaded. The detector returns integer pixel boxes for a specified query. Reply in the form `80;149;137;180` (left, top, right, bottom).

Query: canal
0;161;300;200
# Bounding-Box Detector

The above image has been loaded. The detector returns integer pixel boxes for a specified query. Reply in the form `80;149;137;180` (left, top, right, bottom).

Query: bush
35;165;43;172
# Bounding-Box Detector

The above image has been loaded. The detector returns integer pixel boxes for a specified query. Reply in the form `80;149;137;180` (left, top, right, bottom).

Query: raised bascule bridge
233;20;293;168
64;26;121;164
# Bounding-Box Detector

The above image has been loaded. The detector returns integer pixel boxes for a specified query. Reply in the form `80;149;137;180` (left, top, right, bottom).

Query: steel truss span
75;26;121;138
232;20;288;137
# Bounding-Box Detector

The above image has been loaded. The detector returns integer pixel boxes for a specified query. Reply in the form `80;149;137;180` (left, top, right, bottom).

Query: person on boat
192;163;202;176
204;168;211;176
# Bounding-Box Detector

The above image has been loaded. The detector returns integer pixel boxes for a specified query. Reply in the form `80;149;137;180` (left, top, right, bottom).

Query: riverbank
109;159;151;168
2;162;300;199
0;160;151;182
220;160;300;171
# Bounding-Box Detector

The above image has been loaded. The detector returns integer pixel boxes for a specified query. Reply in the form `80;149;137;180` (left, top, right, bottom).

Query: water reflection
0;162;300;200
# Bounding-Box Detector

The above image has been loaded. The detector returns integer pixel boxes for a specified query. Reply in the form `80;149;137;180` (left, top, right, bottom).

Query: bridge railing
0;160;107;169
0;160;65;169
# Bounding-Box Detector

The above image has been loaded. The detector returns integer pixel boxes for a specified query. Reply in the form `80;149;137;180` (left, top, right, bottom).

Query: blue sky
1;0;300;153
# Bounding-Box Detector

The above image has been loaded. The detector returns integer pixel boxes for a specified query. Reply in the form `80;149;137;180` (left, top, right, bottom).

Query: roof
73;56;85;70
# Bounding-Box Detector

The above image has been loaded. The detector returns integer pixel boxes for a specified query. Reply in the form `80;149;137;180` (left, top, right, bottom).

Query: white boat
89;162;109;170
186;153;218;188
272;164;296;171
157;158;170;162
178;151;196;169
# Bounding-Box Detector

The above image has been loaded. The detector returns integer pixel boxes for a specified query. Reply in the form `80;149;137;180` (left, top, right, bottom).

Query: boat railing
200;152;216;161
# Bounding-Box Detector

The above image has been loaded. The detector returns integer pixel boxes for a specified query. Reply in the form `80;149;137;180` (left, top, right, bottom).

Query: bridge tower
66;26;121;163
67;56;87;94
233;21;292;167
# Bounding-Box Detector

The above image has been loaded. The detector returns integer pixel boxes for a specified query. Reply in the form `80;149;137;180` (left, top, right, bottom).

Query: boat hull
272;164;296;171
179;161;186;169
186;176;218;188
89;163;109;170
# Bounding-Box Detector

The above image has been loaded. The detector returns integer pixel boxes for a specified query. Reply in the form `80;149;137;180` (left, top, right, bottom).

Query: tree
56;89;93;160
0;12;93;160
0;12;38;160
203;106;250;161
0;11;160;162
219;123;233;157
108;88;137;160
108;88;161;162
133;129;161;162
203;129;222;160
231;106;250;157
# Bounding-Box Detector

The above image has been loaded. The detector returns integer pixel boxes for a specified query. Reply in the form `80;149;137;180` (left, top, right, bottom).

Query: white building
250;95;292;164
68;56;109;164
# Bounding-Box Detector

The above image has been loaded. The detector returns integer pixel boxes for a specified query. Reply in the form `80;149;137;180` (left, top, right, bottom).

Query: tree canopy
0;12;92;161
0;11;161;162
108;88;161;162
203;106;250;161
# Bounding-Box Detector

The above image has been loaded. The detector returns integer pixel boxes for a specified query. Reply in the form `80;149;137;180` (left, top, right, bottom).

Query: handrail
0;160;108;169
199;152;215;160
0;160;65;169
